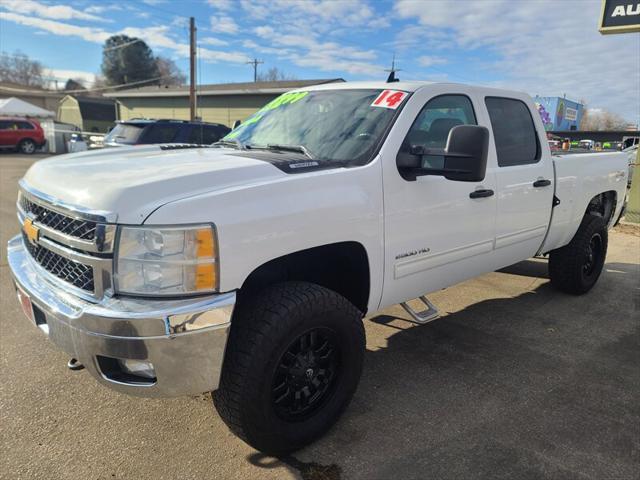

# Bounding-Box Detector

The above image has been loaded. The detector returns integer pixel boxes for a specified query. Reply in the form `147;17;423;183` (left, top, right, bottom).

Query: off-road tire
213;281;365;455
18;139;36;154
549;214;608;294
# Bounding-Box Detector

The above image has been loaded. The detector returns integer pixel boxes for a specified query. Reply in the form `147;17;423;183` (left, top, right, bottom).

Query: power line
0;76;168;95
103;38;143;52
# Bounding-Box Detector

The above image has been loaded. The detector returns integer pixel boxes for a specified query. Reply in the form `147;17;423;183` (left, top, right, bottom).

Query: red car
0;117;46;154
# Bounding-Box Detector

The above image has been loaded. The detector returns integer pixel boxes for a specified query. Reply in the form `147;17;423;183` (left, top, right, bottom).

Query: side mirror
398;125;489;182
232;120;242;129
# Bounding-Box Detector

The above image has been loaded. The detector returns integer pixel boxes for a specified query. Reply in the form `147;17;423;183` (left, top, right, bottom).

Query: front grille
23;233;95;292
20;195;97;241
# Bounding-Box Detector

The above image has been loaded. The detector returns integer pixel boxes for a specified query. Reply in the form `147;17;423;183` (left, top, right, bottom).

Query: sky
0;0;639;123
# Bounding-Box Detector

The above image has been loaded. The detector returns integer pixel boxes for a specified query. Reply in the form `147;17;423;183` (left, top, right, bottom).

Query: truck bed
539;152;628;253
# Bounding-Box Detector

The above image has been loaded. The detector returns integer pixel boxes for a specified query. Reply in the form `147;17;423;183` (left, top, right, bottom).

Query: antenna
385;53;401;83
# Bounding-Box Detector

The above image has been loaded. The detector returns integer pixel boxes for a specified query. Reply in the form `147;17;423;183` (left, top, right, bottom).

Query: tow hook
67;358;84;371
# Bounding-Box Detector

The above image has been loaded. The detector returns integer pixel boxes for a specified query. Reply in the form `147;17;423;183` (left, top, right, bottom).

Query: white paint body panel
379;84;498;309
18;81;629;315
540;152;628;253
22;145;283;224
145;161;385;313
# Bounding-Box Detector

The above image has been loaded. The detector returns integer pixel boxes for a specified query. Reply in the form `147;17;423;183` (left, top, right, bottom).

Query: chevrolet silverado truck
8;82;628;455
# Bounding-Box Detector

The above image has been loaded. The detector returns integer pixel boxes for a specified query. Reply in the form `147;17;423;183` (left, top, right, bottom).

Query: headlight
114;225;218;296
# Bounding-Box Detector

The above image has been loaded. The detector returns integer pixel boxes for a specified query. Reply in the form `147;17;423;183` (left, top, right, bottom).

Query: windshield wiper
213;139;246;150
266;144;314;159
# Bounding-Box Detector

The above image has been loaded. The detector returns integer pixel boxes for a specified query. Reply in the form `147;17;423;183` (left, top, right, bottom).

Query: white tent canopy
0;97;55;118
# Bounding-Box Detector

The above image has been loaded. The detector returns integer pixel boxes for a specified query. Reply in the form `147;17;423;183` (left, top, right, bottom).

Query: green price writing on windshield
227;91;309;138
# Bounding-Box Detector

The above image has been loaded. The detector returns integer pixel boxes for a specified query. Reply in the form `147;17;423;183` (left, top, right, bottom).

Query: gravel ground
1;153;638;480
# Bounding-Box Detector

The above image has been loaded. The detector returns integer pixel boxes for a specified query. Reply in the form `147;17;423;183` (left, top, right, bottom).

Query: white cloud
0;0;106;22
207;0;233;10
85;5;122;15
46;69;97;87
210;15;239;34
394;0;640;121
417;56;447;68
200;36;229;47
1;13;110;43
239;0;378;27
253;25;382;75
1;12;250;70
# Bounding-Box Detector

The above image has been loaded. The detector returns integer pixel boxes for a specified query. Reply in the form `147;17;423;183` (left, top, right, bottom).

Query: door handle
533;179;551;187
469;189;494;199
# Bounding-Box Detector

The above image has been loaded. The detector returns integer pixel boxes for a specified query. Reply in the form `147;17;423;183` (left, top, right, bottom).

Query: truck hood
22;146;284;224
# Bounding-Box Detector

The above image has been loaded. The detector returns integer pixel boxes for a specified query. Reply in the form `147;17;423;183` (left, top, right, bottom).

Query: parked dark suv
104;119;230;147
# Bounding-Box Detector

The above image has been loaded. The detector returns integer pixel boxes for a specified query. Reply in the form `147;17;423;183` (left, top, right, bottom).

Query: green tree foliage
101;35;160;87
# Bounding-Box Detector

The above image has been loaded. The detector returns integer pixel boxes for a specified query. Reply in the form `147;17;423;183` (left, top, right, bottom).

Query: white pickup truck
8;81;628;454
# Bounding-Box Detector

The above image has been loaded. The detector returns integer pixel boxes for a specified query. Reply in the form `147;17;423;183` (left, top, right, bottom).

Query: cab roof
293;80;529;100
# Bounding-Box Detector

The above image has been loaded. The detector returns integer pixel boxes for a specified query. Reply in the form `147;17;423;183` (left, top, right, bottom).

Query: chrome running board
400;296;440;325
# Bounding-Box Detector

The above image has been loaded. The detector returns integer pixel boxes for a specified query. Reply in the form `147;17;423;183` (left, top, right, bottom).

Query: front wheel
214;282;365;455
549;214;608;294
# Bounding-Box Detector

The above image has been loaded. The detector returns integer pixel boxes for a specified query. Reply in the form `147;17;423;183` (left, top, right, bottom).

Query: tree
256;67;297;82
155;56;186;86
101;35;160;88
580;104;628;131
0;51;45;87
64;78;87;92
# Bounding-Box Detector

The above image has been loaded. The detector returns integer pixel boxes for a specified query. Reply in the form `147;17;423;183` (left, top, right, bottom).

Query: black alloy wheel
582;232;603;279
272;327;340;421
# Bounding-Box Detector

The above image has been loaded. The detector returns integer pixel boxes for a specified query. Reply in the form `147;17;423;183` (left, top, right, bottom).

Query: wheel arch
238;241;371;314
585;190;617;226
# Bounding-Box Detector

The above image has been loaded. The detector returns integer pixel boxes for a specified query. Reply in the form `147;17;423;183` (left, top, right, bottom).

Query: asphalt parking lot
1;153;639;480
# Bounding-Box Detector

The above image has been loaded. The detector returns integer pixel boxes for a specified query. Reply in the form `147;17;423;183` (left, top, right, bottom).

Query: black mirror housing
442;125;489;182
397;125;489;182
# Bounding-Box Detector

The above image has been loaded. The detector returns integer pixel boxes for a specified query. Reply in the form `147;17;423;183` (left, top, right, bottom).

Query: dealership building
534;96;584;131
104;79;344;128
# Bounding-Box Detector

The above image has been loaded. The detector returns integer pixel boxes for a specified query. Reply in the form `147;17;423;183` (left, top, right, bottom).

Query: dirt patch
613;222;640;237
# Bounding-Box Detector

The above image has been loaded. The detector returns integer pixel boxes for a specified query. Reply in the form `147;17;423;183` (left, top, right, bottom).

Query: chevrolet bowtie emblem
23;216;40;246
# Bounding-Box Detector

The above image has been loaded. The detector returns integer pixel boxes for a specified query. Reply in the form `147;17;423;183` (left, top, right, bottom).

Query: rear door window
17;121;35;130
485;97;540;167
188;125;230;144
140;124;181;144
104;123;144;144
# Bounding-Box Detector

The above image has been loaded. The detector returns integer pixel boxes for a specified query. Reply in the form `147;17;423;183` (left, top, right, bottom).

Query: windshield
105;123;144;145
223;89;408;164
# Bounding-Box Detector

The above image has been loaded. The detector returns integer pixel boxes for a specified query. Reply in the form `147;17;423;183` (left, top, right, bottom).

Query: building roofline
104;87;307;98
103;79;344;98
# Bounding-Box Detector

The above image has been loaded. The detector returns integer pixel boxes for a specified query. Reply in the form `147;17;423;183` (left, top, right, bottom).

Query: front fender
143;162;385;313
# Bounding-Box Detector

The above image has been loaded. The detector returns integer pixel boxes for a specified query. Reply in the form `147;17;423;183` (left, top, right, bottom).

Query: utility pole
189;16;197;121
246;58;263;82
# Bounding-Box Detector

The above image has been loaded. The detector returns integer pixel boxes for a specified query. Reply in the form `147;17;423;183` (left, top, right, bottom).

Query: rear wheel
18;139;36;154
214;281;365;455
549;214;608;294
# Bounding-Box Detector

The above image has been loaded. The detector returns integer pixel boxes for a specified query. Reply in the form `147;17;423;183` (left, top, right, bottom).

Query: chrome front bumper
7;235;235;398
